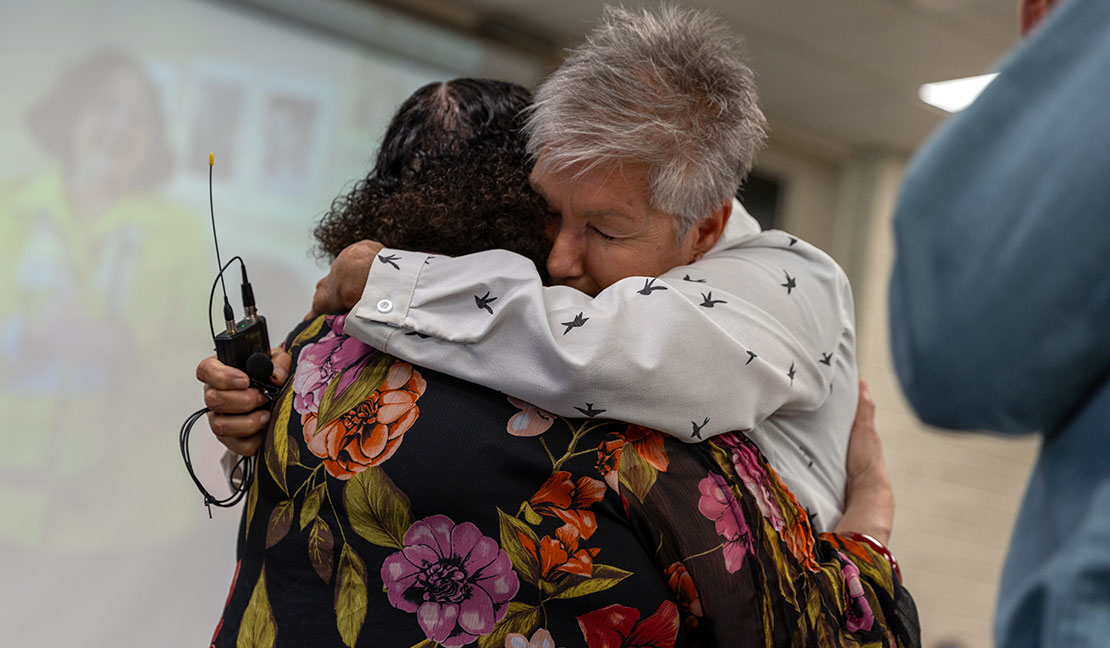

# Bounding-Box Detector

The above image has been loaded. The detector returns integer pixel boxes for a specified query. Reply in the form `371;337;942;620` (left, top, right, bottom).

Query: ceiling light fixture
918;73;999;113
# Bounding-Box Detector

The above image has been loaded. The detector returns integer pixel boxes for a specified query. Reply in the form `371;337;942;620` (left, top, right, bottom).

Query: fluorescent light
918;73;999;113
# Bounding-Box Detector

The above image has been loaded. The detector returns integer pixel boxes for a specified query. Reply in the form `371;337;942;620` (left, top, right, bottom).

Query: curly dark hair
313;78;550;271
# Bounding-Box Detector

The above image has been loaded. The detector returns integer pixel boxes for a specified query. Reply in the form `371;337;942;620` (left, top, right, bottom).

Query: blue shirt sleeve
889;0;1110;434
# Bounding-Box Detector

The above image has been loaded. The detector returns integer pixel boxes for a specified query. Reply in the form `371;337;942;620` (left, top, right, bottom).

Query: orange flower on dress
530;471;607;540
302;362;426;479
595;438;625;491
519;526;600;580
621;425;670;472
663;562;702;618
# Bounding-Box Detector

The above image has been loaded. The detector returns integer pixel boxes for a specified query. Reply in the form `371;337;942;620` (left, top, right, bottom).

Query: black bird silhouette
561;312;589;335
404;331;431;339
377;253;401;270
781;271;797;295
746;351;758;365
699;292;726;308
691;417;710;439
683;274;707;283
819;352;833;366
637;278;668;295
800;443;814;469
474;292;497;314
787;361;796;384
575;403;606;417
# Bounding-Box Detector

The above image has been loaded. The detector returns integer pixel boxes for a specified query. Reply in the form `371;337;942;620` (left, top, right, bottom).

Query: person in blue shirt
889;0;1110;645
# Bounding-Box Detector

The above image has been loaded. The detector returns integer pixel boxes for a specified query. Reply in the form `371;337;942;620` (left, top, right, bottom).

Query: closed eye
589;225;617;241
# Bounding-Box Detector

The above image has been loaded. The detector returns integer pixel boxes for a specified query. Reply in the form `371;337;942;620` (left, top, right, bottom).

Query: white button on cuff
376;299;393;313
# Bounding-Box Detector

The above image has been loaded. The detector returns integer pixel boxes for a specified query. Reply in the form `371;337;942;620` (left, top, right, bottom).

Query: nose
545;222;584;284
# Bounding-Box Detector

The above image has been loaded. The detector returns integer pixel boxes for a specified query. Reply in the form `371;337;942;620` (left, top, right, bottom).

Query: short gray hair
524;4;767;237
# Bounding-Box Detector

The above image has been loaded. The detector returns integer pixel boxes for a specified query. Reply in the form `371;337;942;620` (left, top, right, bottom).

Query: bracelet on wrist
845;532;902;583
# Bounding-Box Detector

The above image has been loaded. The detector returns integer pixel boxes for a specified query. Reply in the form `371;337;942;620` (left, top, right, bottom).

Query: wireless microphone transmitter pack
215;302;270;371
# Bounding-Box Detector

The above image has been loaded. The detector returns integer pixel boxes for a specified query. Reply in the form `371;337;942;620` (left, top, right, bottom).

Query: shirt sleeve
888;0;1110;434
344;209;854;441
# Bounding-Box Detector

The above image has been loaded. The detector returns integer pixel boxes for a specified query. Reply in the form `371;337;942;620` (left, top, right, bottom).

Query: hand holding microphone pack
180;154;274;516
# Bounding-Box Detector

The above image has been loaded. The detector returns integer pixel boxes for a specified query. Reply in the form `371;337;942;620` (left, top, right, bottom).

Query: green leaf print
317;355;390;430
335;544;369;647
265;499;294;549
308;517;335;583
549;564;633;600
236;568;277;648
344;466;414;550
300;483;326;530
265;388;294;495
497;508;541;586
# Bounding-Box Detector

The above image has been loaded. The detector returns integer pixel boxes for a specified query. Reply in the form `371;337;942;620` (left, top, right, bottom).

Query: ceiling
372;0;1021;156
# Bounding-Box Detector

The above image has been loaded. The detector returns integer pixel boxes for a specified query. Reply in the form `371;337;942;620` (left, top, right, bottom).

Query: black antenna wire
209;155;234;330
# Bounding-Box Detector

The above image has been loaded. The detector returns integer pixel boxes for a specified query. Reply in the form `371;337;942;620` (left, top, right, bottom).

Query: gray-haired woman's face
530;159;721;297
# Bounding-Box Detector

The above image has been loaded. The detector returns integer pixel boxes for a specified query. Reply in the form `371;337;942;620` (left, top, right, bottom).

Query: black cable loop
180;406;255;516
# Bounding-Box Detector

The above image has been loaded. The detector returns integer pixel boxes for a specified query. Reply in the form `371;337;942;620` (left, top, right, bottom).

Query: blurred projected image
188;75;245;181
0;49;207;550
0;0;529;643
261;92;320;194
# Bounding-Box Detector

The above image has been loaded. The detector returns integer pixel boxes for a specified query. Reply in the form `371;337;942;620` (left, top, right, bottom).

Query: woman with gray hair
323;5;867;540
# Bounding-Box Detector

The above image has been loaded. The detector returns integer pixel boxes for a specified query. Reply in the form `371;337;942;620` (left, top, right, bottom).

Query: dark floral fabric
211;314;919;648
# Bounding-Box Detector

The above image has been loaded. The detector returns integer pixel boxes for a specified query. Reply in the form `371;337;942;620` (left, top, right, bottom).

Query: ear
686;201;732;261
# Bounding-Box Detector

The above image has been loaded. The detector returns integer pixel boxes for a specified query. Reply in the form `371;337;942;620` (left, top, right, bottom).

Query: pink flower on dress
381;515;519;647
506;397;556;437
717;434;786;531
291;314;374;415
696;473;754;573
837;551;876;632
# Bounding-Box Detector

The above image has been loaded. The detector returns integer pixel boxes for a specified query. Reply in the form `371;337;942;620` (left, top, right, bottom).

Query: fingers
270;347;292;384
204;385;269;413
847;377;887;480
196;355;249;390
197;353;276;458
207;409;271;446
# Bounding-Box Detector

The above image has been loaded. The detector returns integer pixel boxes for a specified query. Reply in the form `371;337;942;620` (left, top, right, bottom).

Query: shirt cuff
344;248;429;345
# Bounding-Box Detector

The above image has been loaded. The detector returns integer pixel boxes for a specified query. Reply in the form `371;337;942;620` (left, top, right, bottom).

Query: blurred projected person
0;49;207;550
890;0;1110;645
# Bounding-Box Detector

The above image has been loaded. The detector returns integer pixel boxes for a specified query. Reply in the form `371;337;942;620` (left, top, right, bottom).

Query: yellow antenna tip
209;153;214;166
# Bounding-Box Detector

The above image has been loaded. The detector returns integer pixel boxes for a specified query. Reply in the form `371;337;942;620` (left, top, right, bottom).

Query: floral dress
211;314;919;648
